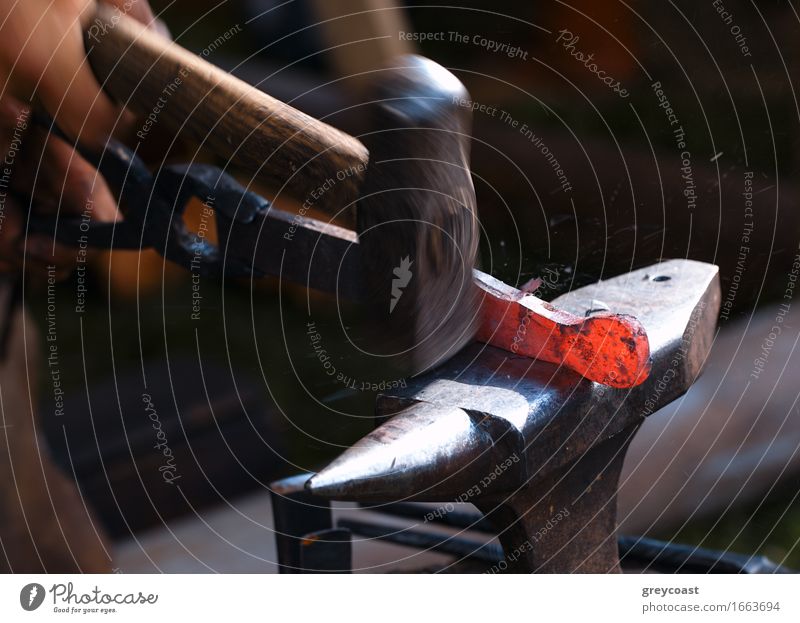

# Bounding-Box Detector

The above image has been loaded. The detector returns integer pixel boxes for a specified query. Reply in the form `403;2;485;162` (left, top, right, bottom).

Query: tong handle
84;5;368;216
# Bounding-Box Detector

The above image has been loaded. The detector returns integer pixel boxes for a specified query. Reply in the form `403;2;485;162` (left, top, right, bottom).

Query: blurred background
20;0;800;570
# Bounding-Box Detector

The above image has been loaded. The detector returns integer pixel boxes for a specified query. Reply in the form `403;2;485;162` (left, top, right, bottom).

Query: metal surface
307;260;721;572
307;402;514;502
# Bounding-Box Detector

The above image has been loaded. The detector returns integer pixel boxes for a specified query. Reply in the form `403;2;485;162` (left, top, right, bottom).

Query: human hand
0;0;161;281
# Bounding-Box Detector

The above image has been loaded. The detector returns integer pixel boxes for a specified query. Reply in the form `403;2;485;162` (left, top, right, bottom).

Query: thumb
38;0;163;148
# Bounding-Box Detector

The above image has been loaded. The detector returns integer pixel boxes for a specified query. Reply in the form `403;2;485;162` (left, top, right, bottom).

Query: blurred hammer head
354;55;479;376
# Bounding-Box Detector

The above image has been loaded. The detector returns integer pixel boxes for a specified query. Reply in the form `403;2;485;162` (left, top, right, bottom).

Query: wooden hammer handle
85;5;369;215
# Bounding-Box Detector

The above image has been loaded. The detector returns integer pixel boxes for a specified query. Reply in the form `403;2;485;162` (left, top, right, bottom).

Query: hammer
73;7;648;381
79;6;479;376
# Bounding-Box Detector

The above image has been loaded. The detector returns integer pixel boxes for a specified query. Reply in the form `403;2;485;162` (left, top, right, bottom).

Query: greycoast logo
18;582;158;614
20;583;45;611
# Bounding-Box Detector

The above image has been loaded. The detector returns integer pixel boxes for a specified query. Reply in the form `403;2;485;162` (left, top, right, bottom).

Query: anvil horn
305;402;517;502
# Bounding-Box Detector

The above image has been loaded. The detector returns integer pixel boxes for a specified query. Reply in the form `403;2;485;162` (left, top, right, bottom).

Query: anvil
305;259;720;572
